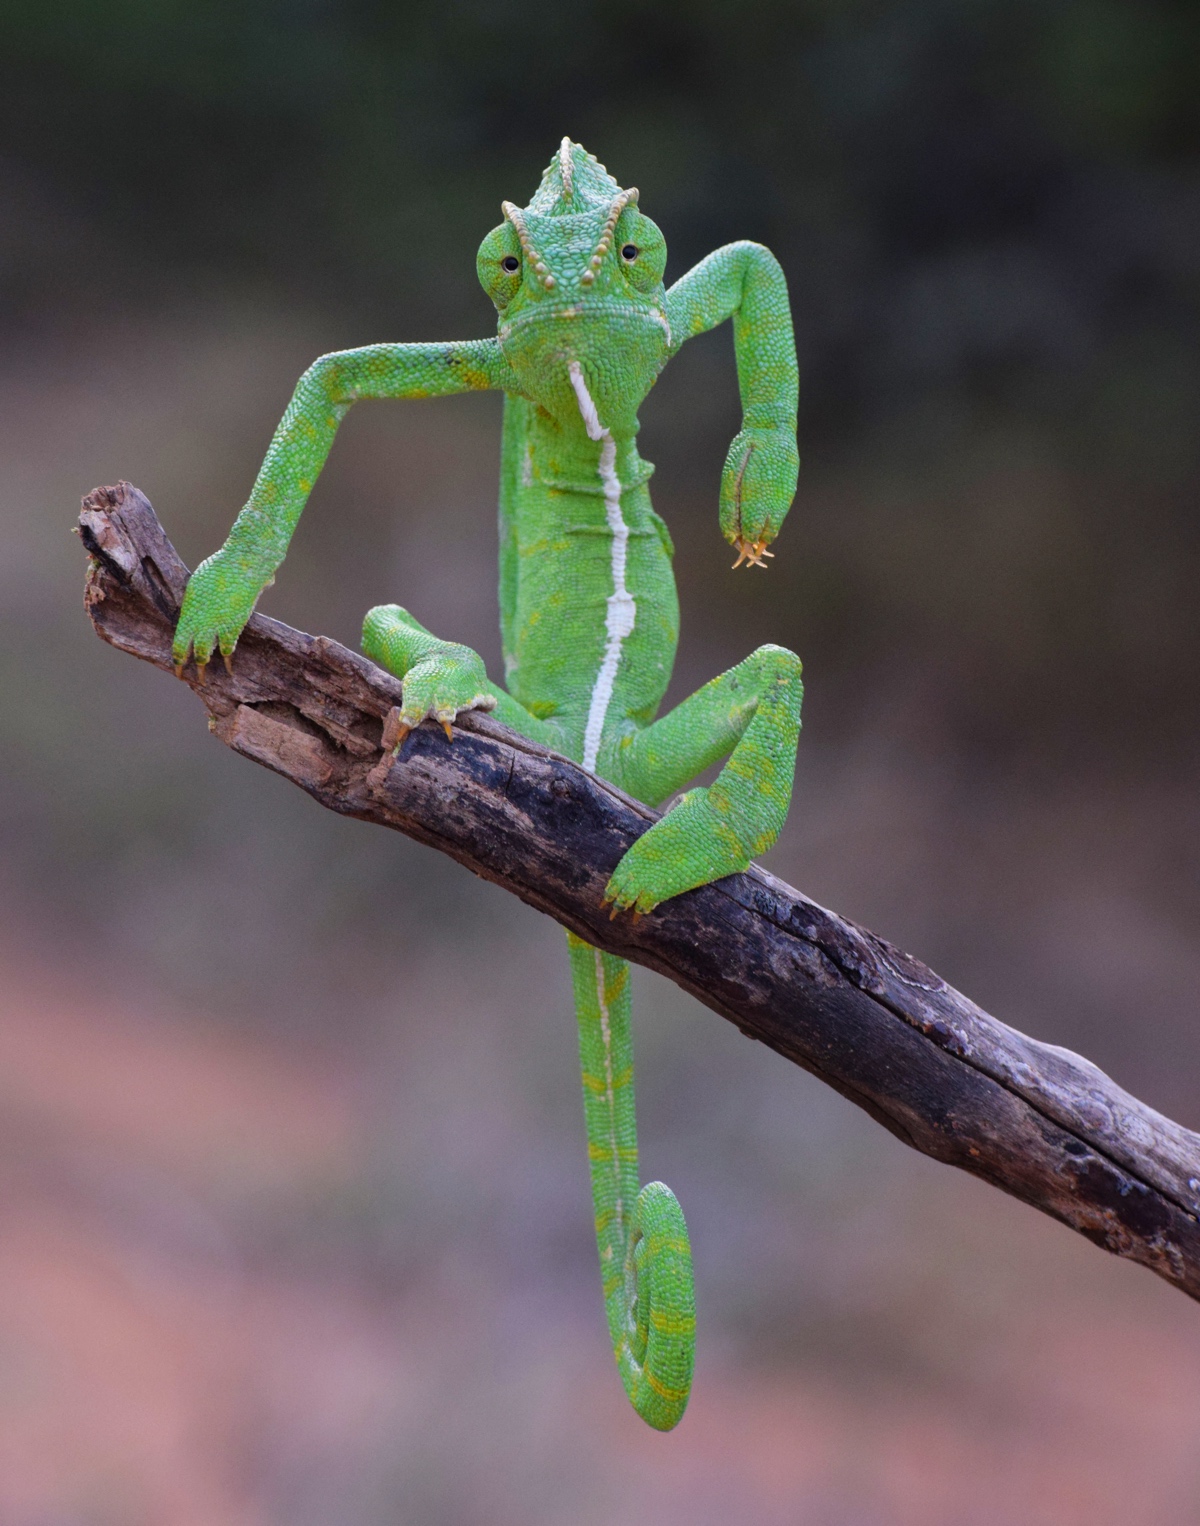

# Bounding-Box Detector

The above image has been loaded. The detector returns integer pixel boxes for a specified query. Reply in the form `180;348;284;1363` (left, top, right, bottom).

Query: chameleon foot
730;535;774;570
604;788;750;916
172;639;234;682
380;707;458;759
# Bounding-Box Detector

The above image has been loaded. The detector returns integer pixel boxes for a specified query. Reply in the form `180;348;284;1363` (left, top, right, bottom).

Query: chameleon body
173;141;803;1431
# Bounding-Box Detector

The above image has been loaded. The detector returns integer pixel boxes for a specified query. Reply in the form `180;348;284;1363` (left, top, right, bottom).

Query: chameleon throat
568;359;636;772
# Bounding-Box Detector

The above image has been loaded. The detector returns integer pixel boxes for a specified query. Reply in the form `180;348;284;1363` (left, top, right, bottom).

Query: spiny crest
502;139;640;292
528;138;622;215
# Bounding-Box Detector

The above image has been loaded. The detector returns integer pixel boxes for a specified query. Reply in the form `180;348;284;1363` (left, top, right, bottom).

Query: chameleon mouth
499;301;672;345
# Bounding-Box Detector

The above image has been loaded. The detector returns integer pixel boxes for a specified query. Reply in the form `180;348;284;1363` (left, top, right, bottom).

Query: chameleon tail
566;931;695;1430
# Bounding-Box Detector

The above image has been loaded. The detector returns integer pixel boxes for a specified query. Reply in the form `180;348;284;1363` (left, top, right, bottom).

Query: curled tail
566;931;695;1430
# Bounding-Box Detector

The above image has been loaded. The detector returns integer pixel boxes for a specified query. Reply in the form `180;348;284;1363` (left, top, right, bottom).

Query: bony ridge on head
479;142;663;308
581;188;639;285
500;201;558;291
500;186;642;294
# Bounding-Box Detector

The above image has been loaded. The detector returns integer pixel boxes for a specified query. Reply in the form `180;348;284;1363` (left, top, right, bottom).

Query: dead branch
80;480;1200;1303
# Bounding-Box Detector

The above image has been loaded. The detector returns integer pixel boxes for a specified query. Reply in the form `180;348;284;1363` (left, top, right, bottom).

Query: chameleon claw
381;708;412;756
441;719;454;743
731;535;774;570
174;659;185;679
195;659;208;685
222;651;234;676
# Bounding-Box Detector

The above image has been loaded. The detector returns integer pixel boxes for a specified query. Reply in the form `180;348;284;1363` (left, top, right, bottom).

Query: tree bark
80;480;1200;1304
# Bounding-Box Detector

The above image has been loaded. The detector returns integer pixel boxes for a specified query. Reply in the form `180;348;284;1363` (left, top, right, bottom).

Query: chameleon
172;139;803;1431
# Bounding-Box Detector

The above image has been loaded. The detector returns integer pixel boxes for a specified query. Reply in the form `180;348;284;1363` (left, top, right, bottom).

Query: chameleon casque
172;140;803;1431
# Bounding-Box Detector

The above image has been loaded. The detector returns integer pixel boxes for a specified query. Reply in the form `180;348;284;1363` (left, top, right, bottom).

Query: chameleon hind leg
605;643;803;915
362;603;557;746
567;932;695;1431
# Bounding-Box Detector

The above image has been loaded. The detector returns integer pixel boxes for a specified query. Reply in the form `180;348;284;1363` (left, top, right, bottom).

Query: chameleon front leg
593;246;802;915
567;933;695;1431
604;644;803;915
362;604;557;750
666;241;800;563
172;338;516;674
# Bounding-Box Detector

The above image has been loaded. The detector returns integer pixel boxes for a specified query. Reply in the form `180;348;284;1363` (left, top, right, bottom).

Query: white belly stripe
568;361;636;774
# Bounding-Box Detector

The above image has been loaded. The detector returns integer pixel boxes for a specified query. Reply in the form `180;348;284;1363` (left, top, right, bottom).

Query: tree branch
80;481;1200;1303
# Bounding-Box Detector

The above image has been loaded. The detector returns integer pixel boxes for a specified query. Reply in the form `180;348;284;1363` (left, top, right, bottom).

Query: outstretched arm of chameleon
666;240;800;567
171;338;516;675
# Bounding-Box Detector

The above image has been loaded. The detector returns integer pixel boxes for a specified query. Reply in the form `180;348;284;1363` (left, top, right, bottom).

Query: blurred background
2;1;1200;1520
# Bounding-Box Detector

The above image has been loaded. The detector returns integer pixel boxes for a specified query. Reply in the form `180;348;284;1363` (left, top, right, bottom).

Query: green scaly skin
173;141;803;1431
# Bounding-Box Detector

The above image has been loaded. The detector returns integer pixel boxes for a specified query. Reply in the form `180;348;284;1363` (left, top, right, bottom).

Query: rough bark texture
80;481;1200;1304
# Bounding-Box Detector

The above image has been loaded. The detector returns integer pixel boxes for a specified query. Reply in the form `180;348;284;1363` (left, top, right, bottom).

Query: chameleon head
477;139;671;435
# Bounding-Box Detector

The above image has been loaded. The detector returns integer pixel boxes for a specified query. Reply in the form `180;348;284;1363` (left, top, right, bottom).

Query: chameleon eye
621;244;638;261
501;255;520;273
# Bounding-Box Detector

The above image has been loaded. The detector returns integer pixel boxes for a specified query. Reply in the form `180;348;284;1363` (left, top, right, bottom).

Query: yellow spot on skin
650;1308;697;1335
641;1235;690;1256
643;1370;690;1404
582;1065;633;1093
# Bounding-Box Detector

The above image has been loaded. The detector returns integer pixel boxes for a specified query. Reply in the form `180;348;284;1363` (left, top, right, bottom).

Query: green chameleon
173;140;803;1431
